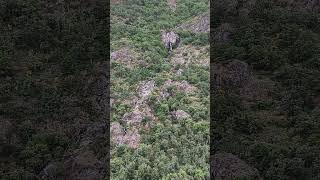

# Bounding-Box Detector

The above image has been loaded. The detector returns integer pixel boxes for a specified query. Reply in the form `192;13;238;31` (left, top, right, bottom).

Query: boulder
161;31;180;51
167;0;177;11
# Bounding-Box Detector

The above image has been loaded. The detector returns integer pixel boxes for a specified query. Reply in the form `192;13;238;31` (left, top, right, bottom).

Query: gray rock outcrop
161;31;180;52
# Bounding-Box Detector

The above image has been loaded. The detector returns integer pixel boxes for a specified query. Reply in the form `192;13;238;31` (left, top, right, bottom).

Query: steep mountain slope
110;0;209;179
211;0;320;179
0;1;108;179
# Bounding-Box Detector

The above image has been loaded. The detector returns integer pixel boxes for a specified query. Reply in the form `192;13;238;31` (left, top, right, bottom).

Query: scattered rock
110;98;115;108
110;48;133;61
134;103;156;120
110;48;136;69
179;12;209;33
172;110;190;120
114;79;158;149
157;79;199;102
199;58;209;67
137;80;155;99
176;80;198;93
111;122;141;149
211;153;260;180
171;80;198;93
122;102;156;126
159;89;170;99
111;122;124;145
173;57;185;66
175;69;184;76
122;128;140;149
171;45;209;67
167;0;177;11
123;95;139;107
122;111;143;125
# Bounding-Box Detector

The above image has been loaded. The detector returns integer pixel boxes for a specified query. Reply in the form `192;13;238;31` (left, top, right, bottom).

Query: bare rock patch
122;128;140;149
122;100;156;126
137;80;155;99
122;111;143;126
111;48;137;69
179;12;210;33
164;79;198;94
172;110;190;120
111;122;125;145
113;80;157;149
111;122;141;149
167;0;177;11
171;45;209;67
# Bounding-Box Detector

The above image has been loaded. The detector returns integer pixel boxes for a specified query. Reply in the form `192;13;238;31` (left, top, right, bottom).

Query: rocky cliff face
161;31;181;51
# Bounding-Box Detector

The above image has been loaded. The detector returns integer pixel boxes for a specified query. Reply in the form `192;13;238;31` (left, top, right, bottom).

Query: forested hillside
0;1;108;179
211;0;320;179
110;0;209;179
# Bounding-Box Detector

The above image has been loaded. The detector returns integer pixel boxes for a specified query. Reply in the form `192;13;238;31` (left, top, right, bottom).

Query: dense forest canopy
0;0;108;179
211;0;320;179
